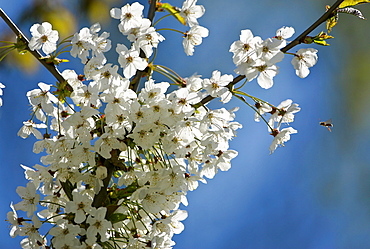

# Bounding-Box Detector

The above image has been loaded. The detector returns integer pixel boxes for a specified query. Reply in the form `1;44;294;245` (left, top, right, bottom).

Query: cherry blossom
291;48;319;78
110;2;145;33
182;25;209;56
180;0;205;27
229;29;262;66
269;127;298;154
86;207;112;242
28;22;59;55
116;44;148;78
202;70;233;103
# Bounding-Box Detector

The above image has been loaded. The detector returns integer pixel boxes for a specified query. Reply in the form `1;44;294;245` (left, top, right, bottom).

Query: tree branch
0;8;66;84
281;0;344;53
130;0;158;93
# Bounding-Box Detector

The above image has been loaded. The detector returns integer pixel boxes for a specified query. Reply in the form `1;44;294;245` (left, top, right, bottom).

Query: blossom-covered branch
205;0;345;97
2;0;367;248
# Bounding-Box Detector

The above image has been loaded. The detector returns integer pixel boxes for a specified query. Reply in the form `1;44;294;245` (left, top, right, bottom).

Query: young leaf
303;32;334;46
326;5;339;33
339;0;370;8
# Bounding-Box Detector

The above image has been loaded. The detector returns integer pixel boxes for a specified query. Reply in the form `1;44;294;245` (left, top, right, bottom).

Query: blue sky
1;1;370;248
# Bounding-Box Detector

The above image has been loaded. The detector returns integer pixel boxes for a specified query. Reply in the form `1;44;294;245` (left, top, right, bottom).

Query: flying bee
320;119;333;132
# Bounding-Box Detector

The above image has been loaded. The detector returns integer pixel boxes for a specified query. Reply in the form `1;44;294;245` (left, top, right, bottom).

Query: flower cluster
8;2;242;248
230;27;318;89
10;77;241;248
5;0;330;247
253;99;301;153
228;26;319;152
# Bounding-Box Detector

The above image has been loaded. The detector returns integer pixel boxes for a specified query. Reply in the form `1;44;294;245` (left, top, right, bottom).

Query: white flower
236;59;279;89
90;23;112;57
94;132;127;159
202;70;233;103
257;38;284;64
291;48;318;78
183;25;209;56
268;99;301;128
255;63;279;89
269;127;297;154
184;73;203;92
49;220;82;248
201;150;238;179
134;187;166;213
65;192;94;224
86;207;112;242
61;106;99;143
83;55;106;80
116;44;147;78
28;22;59;55
61;69;84;91
52;236;81;248
14;182;40;217
19;216;44;247
0;82;5;106
70;82;101;108
180;0;205;27
275;26;295;47
70;25;97;63
89;63;120;91
135;26;165;57
26;82;59;114
160;210;188;235
229;29;262;65
7;203;22;238
276;26;295;40
139;80;170;103
254;102;272;122
110;2;145;33
171;87;200;114
17;120;47;139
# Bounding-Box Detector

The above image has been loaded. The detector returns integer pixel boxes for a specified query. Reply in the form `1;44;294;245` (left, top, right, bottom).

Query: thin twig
0;8;66;84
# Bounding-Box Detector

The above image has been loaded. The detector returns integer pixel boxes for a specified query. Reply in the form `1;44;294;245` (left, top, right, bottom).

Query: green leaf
339;0;370;8
108;213;128;224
